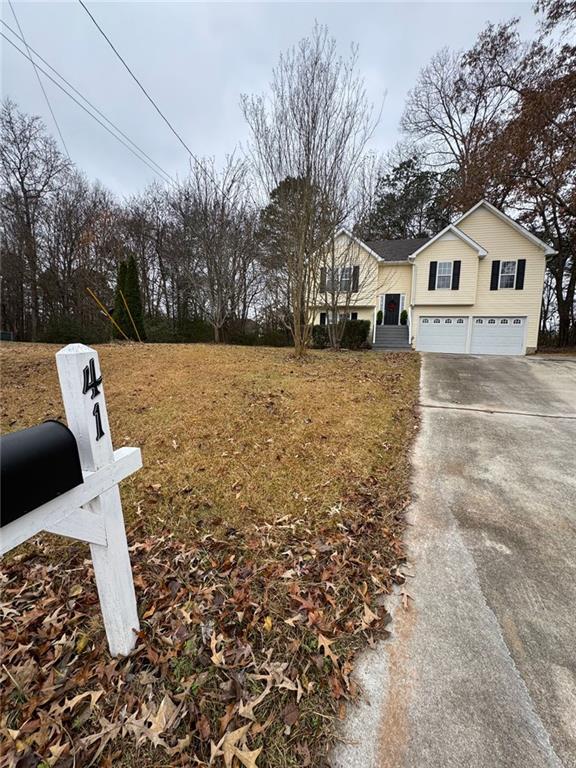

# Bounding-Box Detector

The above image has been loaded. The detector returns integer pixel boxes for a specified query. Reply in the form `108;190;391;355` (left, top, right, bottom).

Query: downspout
409;258;416;348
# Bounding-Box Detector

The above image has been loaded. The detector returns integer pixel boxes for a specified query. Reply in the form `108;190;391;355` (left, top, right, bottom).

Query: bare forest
1;5;574;351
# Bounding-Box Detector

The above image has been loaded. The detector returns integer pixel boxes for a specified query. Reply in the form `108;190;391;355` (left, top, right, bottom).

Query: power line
1;31;175;186
1;19;175;186
77;0;232;201
8;0;71;159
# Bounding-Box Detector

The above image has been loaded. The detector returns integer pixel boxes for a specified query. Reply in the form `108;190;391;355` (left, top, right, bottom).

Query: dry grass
0;342;420;767
0;342;420;539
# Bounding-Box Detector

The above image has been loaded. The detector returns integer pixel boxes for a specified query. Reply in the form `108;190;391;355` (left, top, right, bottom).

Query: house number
83;358;102;399
83;358;105;441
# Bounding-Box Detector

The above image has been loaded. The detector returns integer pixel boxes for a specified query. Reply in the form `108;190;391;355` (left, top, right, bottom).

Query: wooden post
56;344;139;656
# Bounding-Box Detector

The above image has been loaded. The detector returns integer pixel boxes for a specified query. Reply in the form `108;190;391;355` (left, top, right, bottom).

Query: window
488;318;496;324
422;318;429;324
499;260;517;289
323;266;357;293
513;318;522;325
500;318;508;324
456;319;464;324
340;267;352;292
476;319;483;324
445;319;452;324
436;261;453;289
433;318;441;324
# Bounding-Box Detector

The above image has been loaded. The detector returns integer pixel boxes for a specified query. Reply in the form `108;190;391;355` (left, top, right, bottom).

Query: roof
364;237;430;262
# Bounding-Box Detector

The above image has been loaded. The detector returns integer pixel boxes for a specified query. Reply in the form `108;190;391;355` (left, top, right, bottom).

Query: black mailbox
1;420;84;526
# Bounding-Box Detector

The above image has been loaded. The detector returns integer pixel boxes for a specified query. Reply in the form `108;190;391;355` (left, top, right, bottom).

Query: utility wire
1;32;175;186
1;19;175;186
77;0;232;202
8;0;71;159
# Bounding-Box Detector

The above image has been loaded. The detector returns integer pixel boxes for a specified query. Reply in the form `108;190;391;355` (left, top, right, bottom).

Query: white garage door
470;317;525;355
417;316;468;353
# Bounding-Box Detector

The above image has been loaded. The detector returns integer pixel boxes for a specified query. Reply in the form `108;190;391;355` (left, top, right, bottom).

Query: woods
1;2;574;349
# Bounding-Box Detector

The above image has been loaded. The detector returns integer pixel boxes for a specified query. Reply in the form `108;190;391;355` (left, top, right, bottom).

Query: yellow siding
412;236;478;305
457;208;546;350
377;263;412;303
313;232;378;307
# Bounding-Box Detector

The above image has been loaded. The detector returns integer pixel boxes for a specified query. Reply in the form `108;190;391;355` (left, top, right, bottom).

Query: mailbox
1;420;84;526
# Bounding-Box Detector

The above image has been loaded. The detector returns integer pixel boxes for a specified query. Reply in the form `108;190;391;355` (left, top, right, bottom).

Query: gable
409;224;487;262
332;229;382;262
455;201;555;255
457;206;547;263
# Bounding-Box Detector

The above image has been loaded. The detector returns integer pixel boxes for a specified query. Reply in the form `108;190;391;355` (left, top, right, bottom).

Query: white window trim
499;260;517;289
436;261;453;290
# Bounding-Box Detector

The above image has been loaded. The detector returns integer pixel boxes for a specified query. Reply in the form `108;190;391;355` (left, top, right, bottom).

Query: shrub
377;310;383;325
341;319;370;349
177;317;213;343
259;328;292;347
312;320;370;350
41;315;110;345
312;324;329;348
400;309;408;326
146;318;178;343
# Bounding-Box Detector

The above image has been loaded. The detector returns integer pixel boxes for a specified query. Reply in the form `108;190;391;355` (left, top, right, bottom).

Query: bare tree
180;157;257;342
242;25;378;356
0;99;71;339
400;45;518;206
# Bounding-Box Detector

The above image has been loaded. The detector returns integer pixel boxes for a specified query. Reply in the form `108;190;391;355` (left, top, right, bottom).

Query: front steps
373;325;411;350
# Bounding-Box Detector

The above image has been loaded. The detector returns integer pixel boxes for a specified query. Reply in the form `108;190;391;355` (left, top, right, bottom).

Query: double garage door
417;316;526;355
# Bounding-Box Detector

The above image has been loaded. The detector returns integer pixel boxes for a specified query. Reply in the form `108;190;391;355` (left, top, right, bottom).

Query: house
314;200;555;355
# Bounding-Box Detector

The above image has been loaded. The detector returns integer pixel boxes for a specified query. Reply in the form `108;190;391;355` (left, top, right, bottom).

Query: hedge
312;319;371;350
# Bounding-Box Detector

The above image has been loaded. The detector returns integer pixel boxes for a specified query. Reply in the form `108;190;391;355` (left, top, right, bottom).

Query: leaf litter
0;475;412;768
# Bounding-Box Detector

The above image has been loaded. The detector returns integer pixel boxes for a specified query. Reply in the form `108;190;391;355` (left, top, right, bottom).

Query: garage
417;316;468;353
470;317;526;355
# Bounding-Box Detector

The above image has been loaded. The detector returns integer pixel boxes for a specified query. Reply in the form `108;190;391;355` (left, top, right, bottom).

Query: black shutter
515;259;526;290
428;261;437;291
451;260;461;290
320;312;326;326
490;260;500;291
352;265;359;292
319;267;326;293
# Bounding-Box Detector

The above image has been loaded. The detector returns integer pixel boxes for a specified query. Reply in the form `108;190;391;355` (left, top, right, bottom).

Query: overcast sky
2;1;539;199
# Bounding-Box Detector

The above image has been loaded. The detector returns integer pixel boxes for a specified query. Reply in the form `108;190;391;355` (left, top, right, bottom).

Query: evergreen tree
112;260;128;340
123;255;146;341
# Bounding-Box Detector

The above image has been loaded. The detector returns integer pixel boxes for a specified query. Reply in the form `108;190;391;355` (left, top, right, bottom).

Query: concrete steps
373;325;411;350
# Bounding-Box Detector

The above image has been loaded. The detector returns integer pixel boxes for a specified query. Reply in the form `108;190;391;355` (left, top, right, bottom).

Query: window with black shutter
451;260;461;290
490;260;500;290
428;261;437;291
515;259;526;290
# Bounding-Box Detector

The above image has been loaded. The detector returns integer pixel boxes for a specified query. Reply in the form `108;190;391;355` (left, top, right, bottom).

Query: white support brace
0;447;141;555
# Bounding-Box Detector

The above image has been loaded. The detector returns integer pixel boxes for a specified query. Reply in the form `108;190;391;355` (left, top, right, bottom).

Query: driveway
332;354;576;768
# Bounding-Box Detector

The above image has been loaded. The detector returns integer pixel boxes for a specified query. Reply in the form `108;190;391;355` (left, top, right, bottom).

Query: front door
384;294;400;325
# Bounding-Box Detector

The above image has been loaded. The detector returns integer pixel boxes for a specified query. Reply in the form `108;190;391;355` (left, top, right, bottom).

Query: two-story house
314;200;555;355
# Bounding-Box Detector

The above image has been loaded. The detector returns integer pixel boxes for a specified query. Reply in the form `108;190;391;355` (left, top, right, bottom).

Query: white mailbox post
0;344;141;656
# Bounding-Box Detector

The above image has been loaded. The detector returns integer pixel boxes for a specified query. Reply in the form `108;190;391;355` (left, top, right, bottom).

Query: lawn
0;343;420;768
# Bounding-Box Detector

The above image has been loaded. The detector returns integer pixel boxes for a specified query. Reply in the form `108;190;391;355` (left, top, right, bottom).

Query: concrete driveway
332;354;576;768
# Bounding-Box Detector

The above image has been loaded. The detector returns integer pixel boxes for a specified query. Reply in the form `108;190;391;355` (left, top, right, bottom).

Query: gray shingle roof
365;237;430;262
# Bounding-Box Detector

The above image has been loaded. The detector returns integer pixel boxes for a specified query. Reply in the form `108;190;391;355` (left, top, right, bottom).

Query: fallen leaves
0;471;411;768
